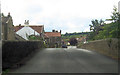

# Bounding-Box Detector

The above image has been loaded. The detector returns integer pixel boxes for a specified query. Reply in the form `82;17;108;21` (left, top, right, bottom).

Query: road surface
10;47;118;73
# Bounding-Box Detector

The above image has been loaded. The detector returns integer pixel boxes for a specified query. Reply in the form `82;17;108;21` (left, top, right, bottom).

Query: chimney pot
8;12;10;17
52;30;55;32
24;20;26;24
60;30;61;33
19;24;21;26
27;20;29;25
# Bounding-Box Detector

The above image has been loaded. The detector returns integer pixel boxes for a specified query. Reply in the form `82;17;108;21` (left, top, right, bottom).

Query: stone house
2;13;25;41
44;30;61;48
2;13;16;40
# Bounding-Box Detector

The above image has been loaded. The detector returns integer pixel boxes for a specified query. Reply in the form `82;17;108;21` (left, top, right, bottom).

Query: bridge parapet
80;38;118;60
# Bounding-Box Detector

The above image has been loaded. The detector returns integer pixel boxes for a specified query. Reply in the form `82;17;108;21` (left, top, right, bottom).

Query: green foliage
89;19;104;34
88;6;120;40
62;32;89;38
28;35;43;40
62;32;89;42
95;22;119;39
110;6;119;22
88;19;104;40
69;37;78;46
87;32;96;41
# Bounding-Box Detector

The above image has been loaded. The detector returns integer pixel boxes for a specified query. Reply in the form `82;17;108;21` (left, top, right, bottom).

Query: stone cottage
2;13;25;41
44;30;61;47
2;13;16;40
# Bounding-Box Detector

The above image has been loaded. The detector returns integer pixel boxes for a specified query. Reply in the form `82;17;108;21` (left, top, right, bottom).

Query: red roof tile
14;25;44;34
44;32;61;38
14;26;24;32
30;26;43;34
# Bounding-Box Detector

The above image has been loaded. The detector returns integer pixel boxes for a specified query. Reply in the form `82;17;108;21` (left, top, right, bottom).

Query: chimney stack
24;20;29;25
19;24;21;26
8;12;10;17
27;20;29;25
24;20;26;25
60;30;61;33
52;30;55;32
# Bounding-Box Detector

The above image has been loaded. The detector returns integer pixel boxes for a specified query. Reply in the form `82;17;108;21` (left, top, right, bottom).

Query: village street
10;47;118;73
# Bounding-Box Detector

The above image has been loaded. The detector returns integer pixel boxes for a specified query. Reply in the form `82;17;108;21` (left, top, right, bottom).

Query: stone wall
2;40;45;70
80;38;118;59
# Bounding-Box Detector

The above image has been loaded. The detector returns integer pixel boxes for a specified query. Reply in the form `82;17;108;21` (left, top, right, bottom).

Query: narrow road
10;47;118;73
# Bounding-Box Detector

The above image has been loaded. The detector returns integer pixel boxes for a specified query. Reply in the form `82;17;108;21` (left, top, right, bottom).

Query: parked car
62;44;67;48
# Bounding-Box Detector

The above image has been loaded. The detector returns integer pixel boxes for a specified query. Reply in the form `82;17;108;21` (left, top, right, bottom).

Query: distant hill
62;32;90;37
63;32;90;36
62;32;90;41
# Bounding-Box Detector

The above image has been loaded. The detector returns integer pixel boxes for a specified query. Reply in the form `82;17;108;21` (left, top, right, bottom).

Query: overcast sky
1;0;120;34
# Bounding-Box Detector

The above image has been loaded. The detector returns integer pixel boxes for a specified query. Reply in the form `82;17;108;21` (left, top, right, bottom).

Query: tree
88;6;120;40
110;6;119;22
88;19;104;40
94;6;120;39
69;37;78;46
89;19;104;34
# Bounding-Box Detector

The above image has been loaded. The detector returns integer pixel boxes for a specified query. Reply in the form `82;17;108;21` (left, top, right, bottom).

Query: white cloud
1;0;120;34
